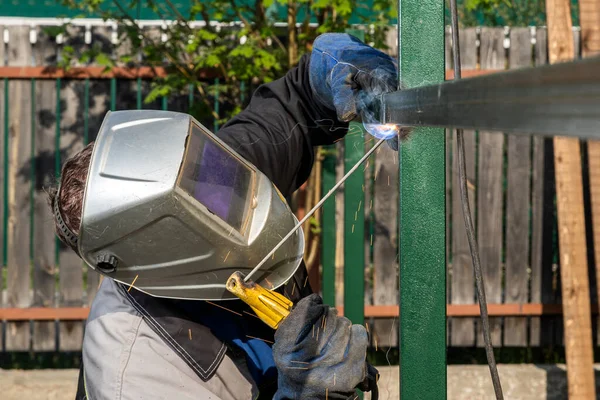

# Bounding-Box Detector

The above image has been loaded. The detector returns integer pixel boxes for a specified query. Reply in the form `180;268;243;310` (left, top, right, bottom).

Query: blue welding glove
273;293;378;400
309;33;399;149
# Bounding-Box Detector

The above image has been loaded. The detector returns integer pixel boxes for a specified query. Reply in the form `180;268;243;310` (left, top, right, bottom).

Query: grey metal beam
382;55;600;139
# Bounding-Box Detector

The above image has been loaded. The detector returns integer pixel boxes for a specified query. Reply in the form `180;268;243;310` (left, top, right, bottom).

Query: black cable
448;1;504;398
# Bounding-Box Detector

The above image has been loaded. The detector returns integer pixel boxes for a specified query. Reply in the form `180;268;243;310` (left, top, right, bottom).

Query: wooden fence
0;23;595;353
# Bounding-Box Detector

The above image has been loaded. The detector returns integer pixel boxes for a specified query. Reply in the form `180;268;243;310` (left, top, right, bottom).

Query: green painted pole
321;146;336;307
110;78;116;111
397;0;447;398
343;29;365;329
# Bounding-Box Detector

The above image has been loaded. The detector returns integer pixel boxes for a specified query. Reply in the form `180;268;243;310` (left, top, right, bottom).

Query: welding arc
244;137;387;283
449;0;504;398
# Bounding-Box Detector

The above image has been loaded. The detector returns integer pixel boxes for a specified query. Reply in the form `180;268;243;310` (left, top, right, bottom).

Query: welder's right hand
272;293;377;400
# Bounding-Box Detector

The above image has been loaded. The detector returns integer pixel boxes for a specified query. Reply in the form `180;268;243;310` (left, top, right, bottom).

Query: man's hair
48;141;95;253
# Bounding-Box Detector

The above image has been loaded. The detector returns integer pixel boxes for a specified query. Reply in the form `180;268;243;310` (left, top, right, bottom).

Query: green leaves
58;0;394;123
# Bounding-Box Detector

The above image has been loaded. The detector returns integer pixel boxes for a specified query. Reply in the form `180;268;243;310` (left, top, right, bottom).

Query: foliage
57;0;396;125
454;0;580;27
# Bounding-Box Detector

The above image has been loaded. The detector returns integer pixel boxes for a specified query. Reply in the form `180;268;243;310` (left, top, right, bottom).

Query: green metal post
397;0;447;398
321;146;336;307
137;77;142;109
110;78;116;111
343;29;365;328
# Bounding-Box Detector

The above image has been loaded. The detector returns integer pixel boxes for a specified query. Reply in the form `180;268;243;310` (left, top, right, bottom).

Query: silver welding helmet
76;110;305;301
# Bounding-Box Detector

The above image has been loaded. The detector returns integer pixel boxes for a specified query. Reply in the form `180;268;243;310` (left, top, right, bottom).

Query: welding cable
448;0;504;398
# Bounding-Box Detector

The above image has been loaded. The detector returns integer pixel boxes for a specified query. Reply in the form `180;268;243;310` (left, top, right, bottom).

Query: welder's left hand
309;33;398;124
272;293;378;400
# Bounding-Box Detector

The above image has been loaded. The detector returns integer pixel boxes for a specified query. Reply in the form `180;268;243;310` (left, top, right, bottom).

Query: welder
49;33;397;400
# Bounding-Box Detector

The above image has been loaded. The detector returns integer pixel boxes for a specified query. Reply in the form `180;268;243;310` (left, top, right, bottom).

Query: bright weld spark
375;338;378;351
358;200;362;212
316;326;320;341
365;322;370;334
246;335;274;344
243;310;260;319
291;360;310;364
351;224;355;233
206;301;243;316
188;329;192;340
128;275;139;292
223;250;231;262
363;123;399;140
304;276;309;288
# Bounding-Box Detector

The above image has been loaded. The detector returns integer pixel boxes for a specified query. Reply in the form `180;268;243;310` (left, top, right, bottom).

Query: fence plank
31;26;59;352
84;27;112;305
531;27;561;347
58;78;85;351
0;24;5;350
476;27;506;347
6;25;33;351
363;139;373;339
373;145;399;348
445;26;452;346
503;27;533;347
450;27;478;347
335;141;344;308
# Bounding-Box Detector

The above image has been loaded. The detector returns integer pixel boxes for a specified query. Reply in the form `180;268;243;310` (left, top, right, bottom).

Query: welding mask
73;110;304;301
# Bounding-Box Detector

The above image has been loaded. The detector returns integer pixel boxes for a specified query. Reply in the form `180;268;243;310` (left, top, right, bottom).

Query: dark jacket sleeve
216;54;348;197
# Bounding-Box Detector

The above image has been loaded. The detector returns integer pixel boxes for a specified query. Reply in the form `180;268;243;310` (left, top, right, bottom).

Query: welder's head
46;110;304;301
48;142;95;254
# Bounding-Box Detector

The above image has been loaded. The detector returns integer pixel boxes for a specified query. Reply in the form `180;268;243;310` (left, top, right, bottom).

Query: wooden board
503;27;533;347
85;26;112;304
6;25;33;351
58;78;86;351
0;24;5;350
530;27;556;347
450;27;477;347
547;0;596;396
476;27;506;348
445;26;452;346
578;0;600;349
31;26;59;352
335;140;344;308
372;144;398;348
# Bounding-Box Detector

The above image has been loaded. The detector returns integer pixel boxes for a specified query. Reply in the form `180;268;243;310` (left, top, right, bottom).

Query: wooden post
546;0;596;398
579;0;600;350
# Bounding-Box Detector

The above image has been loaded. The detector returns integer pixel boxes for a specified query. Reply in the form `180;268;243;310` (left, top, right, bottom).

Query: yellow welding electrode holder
226;271;293;329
